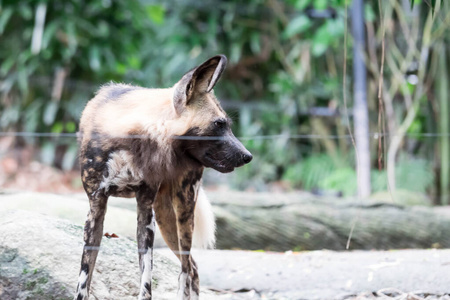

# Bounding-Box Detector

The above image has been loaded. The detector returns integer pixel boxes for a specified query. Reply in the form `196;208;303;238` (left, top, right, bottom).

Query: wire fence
0;131;449;140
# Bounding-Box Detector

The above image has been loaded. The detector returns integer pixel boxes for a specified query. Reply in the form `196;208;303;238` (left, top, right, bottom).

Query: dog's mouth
204;153;235;173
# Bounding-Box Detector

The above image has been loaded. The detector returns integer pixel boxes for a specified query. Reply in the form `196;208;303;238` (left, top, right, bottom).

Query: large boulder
0;210;179;299
0;191;167;247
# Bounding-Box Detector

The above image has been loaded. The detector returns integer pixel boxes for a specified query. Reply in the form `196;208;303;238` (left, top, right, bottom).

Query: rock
0;191;167;247
0;210;180;299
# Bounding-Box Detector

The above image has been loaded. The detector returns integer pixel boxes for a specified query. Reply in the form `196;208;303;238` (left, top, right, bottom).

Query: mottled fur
74;55;252;300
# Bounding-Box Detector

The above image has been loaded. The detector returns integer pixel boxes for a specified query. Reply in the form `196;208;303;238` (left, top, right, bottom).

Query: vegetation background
0;0;449;204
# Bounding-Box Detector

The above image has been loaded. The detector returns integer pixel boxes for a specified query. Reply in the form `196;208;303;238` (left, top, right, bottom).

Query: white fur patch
76;270;88;299
192;187;216;249
177;272;188;300
190;286;199;300
138;218;155;299
138;248;153;299
99;150;143;192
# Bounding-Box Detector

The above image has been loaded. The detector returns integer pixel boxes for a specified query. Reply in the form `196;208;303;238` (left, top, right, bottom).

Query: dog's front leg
136;183;159;300
173;171;202;300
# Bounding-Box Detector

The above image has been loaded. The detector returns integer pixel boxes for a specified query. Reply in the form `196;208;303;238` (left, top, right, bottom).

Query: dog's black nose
242;153;253;164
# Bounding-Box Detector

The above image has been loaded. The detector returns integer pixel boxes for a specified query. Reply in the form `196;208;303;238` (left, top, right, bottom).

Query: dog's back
79;83;176;144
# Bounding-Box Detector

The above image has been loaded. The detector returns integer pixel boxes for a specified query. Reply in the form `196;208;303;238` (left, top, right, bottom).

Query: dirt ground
157;248;450;299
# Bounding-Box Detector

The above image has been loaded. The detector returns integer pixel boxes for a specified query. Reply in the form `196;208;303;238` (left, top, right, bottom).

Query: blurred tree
0;0;448;200
351;0;371;197
0;0;165;167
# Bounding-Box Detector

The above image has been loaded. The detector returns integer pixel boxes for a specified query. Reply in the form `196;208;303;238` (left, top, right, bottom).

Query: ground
1;191;450;299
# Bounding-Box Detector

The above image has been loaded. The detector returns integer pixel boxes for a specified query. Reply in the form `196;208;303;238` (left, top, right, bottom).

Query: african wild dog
74;55;252;300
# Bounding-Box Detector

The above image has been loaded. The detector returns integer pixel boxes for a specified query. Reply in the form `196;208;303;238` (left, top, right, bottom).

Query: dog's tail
192;187;216;249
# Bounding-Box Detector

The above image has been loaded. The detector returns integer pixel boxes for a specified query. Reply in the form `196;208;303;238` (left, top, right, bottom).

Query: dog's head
173;55;252;173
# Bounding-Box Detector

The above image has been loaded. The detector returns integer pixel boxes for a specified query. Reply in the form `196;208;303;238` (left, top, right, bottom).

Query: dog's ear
173;55;227;114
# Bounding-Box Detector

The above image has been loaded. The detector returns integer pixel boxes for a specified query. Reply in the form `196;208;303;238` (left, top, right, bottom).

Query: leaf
97;20;109;38
364;3;376;22
230;42;242;64
64;21;78;58
65;121;76;133
51;122;63;133
24;101;43;133
250;33;261;54
127;55;141;69
0;57;15;76
18;4;33;20
42;21;59;49
313;0;328;10
89;46;101;71
431;0;437;16
294;0;311;10
17;69;28;94
0;7;13;35
62;144;78;171
41;142;56;166
283;15;311;38
146;4;165;25
312;25;332;56
43;102;59;126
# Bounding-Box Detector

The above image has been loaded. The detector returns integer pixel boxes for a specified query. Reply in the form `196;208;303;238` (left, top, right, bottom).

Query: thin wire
0;131;448;140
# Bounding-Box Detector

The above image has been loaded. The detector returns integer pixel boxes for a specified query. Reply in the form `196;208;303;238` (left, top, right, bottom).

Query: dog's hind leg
74;191;108;300
172;170;203;300
154;185;181;260
136;183;159;300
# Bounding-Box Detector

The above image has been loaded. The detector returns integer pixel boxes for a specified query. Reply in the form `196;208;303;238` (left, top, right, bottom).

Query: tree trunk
438;45;449;205
211;192;450;251
351;0;371;198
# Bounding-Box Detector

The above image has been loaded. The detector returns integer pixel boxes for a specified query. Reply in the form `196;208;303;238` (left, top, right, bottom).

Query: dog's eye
214;120;226;128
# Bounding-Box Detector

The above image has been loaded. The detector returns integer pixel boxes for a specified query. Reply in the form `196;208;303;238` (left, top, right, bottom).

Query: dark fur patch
128;131;166;186
80;133;117;194
103;84;142;100
177;210;191;224
81;263;89;274
144;222;155;252
192;271;200;295
144;282;151;292
172;127;205;169
136;184;157;269
176;191;185;203
182;170;203;189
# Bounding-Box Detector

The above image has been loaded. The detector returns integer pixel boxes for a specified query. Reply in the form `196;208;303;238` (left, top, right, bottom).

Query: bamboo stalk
438;45;449;205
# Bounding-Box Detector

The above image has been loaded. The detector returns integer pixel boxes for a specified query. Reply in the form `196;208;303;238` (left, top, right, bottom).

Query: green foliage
0;0;166;135
281;152;434;196
410;0;438;11
319;167;357;196
0;0;445;200
284;154;336;190
284;15;312;38
372;156;434;194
